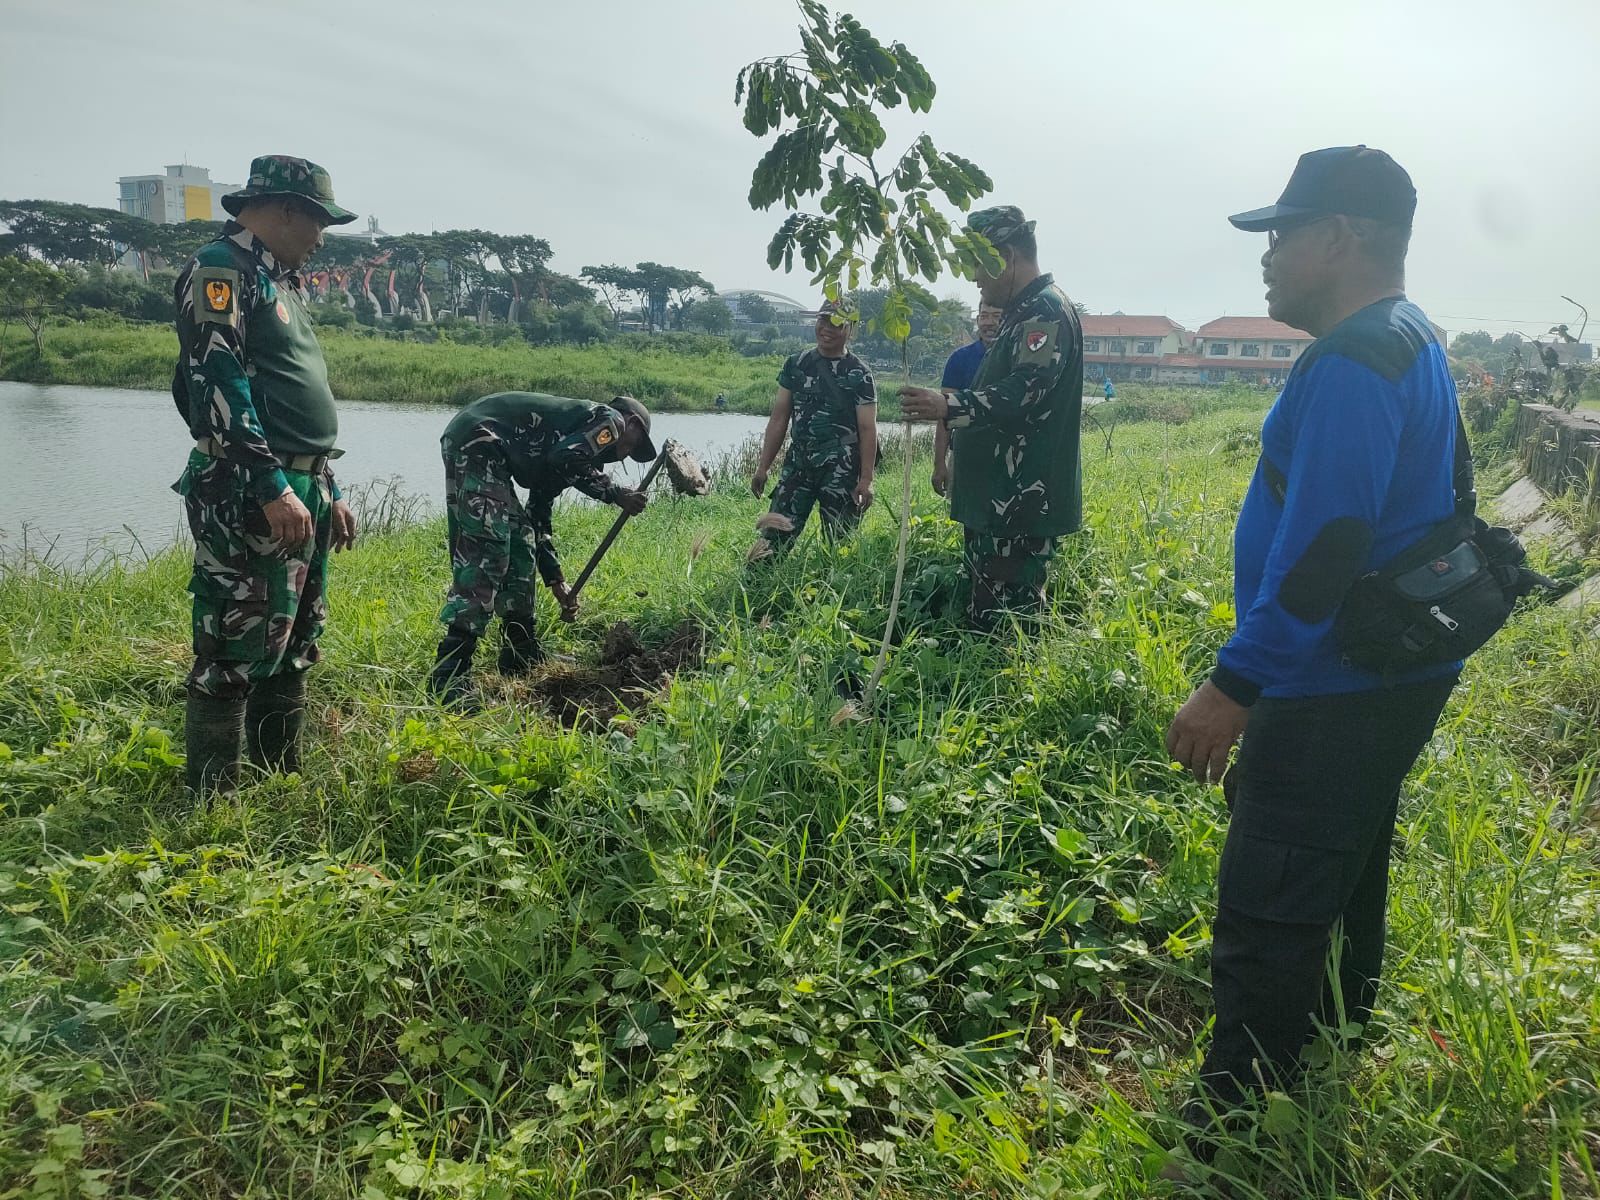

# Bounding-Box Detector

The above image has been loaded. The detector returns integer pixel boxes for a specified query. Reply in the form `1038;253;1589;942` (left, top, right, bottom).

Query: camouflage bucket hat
965;205;1036;248
221;155;357;224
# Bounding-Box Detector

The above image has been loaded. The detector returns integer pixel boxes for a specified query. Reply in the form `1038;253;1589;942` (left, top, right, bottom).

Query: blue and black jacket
1211;297;1463;705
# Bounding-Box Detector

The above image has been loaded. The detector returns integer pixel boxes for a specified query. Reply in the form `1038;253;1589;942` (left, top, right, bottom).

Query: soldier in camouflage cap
749;300;878;555
966;205;1036;249
901;206;1084;630
429;392;652;706
171;155;359;795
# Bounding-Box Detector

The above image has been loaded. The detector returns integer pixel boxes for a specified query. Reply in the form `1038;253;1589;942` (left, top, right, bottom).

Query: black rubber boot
430;631;480;707
185;690;246;796
497;615;546;676
247;670;308;774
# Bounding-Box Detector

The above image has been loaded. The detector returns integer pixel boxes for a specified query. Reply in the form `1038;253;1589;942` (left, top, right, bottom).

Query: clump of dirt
531;620;705;730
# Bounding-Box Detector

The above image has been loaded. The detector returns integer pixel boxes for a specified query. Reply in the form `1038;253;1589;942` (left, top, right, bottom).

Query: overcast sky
3;0;1596;342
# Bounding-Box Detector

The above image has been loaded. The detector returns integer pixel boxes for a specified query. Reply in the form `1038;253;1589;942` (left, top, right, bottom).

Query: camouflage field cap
608;395;658;463
966;205;1037;248
221;155;357;224
816;296;857;323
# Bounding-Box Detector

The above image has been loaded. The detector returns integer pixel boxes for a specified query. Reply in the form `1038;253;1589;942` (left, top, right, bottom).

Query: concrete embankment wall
1513;404;1600;513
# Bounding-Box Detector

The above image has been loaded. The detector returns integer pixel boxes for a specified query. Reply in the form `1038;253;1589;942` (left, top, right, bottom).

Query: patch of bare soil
527;620;705;730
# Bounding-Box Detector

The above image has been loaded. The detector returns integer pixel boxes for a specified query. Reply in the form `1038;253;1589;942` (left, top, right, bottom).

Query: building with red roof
1083;312;1317;387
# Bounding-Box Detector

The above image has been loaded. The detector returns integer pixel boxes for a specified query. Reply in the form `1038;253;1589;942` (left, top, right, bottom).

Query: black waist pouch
1335;515;1541;671
1333;408;1554;672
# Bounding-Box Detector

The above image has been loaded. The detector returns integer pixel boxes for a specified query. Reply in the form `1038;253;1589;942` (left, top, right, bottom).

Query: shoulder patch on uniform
192;266;241;327
584;414;622;454
1018;319;1059;360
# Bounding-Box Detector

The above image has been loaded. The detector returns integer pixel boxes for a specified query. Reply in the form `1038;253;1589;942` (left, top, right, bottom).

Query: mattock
562;439;710;620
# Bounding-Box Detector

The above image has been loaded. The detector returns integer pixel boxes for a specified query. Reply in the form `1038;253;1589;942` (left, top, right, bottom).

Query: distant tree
1449;329;1532;379
688;296;735;334
0;256;70;359
926;294;974;350
374;234;433;317
670;296;698;330
65;265;176;322
582;264;643;329
316;235;383;270
0;200;149;268
148;219;227;268
539;271;593;307
737;292;779;325
498;234;555;320
629;262;714;332
667;266;715;329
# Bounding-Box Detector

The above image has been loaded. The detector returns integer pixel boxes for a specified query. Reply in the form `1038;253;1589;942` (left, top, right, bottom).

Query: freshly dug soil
527;620;705;729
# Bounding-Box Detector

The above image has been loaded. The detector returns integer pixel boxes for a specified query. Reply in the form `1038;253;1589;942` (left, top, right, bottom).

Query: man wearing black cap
172;155;362;795
1163;147;1462;1155
428;392;653;705
899;206;1084;629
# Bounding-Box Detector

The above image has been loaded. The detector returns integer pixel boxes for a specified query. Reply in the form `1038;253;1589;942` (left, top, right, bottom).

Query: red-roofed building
1079;311;1329;387
1082;314;1194;383
1192;316;1315;385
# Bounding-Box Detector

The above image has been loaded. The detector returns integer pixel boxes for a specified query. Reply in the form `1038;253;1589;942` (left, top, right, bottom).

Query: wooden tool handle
564;449;669;606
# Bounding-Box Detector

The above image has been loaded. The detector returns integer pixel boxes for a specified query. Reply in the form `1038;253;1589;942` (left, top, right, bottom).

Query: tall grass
0;396;1595;1197
1;318;789;412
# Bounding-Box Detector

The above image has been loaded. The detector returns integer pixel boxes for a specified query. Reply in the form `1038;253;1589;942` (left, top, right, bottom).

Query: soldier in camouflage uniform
900;206;1084;630
749;301;878;553
429;392;654;705
172;155;360;794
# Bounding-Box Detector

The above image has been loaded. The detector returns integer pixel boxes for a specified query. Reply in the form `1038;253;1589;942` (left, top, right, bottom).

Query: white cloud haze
3;0;1596;340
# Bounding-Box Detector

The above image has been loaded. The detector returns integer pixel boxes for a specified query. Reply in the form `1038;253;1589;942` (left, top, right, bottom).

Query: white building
116;164;240;225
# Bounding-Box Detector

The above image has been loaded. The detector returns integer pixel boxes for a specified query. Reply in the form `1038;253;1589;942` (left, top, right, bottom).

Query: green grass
0;318;791;413
1;402;1597;1198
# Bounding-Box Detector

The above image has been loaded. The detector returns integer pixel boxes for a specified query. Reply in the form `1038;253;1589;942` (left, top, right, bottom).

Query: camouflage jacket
174;223;341;505
442;392;628;584
777;349;877;467
947;274;1084;537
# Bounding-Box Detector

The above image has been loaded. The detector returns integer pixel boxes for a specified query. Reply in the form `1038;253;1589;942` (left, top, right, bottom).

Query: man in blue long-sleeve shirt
1163;147;1461;1151
931;302;1001;496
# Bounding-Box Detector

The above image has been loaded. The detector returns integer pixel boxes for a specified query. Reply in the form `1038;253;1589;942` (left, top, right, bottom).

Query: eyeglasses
1267;215;1333;253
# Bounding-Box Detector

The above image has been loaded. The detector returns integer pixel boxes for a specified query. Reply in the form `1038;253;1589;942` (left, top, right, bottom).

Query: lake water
0;382;772;561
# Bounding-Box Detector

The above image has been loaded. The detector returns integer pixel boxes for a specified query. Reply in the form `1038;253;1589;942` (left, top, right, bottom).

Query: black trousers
1198;676;1458;1105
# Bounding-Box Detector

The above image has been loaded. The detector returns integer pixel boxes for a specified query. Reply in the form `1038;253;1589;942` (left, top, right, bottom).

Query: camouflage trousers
963;528;1056;631
438;448;538;637
761;451;863;548
176;450;332;700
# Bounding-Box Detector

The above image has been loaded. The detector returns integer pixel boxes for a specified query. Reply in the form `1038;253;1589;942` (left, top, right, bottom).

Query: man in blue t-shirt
1163;147;1460;1156
931;302;1000;495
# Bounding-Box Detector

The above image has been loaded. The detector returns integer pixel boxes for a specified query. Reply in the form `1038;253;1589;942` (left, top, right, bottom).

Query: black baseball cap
608;395;657;463
1228;146;1416;232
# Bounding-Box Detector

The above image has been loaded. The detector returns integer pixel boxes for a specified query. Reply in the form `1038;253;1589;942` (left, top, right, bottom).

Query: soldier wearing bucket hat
170;155;360;796
899;205;1085;630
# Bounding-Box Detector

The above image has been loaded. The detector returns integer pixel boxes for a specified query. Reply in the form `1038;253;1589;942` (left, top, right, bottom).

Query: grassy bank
1;401;1597;1197
0;319;1283;424
1;318;791;413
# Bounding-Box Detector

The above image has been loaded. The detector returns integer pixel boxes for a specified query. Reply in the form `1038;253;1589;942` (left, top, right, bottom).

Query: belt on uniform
194;438;343;474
